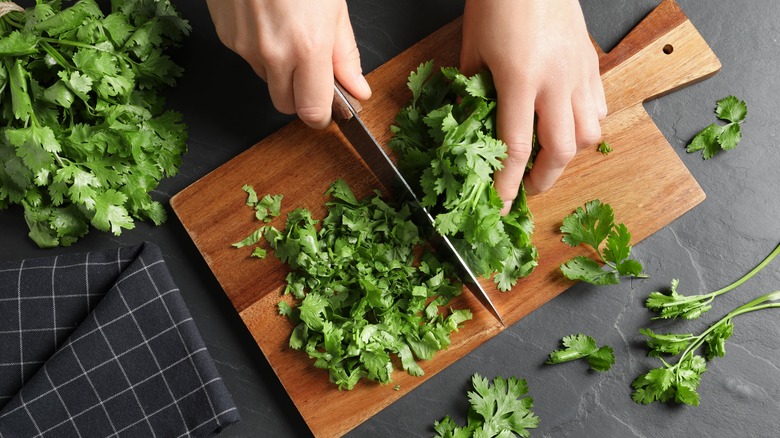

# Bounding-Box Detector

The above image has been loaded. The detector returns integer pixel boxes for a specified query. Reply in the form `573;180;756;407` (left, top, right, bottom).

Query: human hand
206;0;372;129
461;0;607;214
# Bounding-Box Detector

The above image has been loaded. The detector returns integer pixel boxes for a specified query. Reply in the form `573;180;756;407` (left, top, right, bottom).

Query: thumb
332;5;371;100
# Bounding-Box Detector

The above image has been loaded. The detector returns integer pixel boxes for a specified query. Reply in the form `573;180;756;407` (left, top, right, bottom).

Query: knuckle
504;140;534;157
548;144;578;166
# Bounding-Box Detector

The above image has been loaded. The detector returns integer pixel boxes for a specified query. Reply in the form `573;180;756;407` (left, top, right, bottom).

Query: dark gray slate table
1;1;778;437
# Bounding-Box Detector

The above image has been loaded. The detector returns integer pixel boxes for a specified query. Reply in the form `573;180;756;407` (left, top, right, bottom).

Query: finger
525;91;577;195
333;7;371;100
591;73;608;119
571;85;603;150
266;65;296;115
292;52;335;129
492;75;537;215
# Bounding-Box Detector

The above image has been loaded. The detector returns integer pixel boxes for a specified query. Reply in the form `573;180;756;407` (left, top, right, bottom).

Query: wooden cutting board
171;1;720;436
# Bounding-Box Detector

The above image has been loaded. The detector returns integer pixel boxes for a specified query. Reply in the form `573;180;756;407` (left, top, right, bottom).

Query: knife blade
331;82;505;326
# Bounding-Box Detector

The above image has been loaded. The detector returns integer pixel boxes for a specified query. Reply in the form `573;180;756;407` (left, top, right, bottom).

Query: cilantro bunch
0;0;190;247
433;373;539;438
262;180;472;390
633;291;780;406
389;61;538;292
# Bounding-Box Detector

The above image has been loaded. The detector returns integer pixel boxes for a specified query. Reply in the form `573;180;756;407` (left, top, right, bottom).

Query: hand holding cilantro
460;0;606;213
0;0;189;247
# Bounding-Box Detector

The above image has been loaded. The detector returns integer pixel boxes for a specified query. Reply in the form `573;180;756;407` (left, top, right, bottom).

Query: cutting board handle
597;0;721;113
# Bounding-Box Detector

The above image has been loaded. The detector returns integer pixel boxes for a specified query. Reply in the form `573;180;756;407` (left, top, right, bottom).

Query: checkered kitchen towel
0;242;240;437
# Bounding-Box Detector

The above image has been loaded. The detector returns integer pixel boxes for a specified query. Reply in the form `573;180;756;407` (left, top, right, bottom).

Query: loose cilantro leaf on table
546;334;615;372
646;242;780;320
560;199;647;285
687;96;747;159
633;291;780;406
389;61;538;292
597;140;613;155
238;180;472;390
433;373;539;438
0;0;190;247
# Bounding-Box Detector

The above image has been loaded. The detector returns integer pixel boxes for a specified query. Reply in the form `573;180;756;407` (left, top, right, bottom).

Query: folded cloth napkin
0;242;240;437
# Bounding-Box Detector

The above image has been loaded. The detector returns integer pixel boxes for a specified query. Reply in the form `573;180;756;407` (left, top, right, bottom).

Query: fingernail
356;73;371;97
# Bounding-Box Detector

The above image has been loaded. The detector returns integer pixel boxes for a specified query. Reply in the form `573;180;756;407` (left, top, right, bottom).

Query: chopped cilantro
237;180;472;390
546;334;615;372
560;199;647;285
389;62;539;291
687;95;747;159
597;140;613;155
433;373;539;438
0;0;190;247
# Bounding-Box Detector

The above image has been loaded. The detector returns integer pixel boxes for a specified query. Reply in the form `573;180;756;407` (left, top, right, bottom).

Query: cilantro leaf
687;96;747;159
434;374;539;438
90;189;134;235
597;140;613;155
560;256;619;285
546;334;615;372
560;199;646;285
715;95;747;124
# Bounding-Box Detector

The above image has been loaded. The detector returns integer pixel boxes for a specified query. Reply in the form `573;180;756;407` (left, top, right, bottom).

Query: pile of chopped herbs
240;180;472;390
388;61;538;291
0;0;190;247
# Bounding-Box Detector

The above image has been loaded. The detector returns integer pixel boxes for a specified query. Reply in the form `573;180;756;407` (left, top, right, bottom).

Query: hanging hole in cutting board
663;44;674;54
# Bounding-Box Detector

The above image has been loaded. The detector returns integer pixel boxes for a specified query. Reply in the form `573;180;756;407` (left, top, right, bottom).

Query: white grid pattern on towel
0;243;239;437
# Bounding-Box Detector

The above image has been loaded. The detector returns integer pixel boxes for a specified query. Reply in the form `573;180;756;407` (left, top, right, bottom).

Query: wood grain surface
170;1;720;436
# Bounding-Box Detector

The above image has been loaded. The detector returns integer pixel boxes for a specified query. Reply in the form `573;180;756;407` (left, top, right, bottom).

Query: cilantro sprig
687;95;747;159
389;61;538;292
646;243;780;320
433;373;539;438
560;199;647;285
0;0;190;247
245;180;472;390
633;291;780;406
546;334;615;372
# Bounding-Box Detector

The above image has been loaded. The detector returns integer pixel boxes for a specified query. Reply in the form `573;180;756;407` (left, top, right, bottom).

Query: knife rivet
663;44;674;55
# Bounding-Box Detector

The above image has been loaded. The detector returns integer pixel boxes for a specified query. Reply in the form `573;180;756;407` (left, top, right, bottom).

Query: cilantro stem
657;243;780;308
39;41;76;70
670;291;780;380
39;37;103;51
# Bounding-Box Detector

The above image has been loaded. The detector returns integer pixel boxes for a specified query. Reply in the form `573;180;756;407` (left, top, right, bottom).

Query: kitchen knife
331;82;505;326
